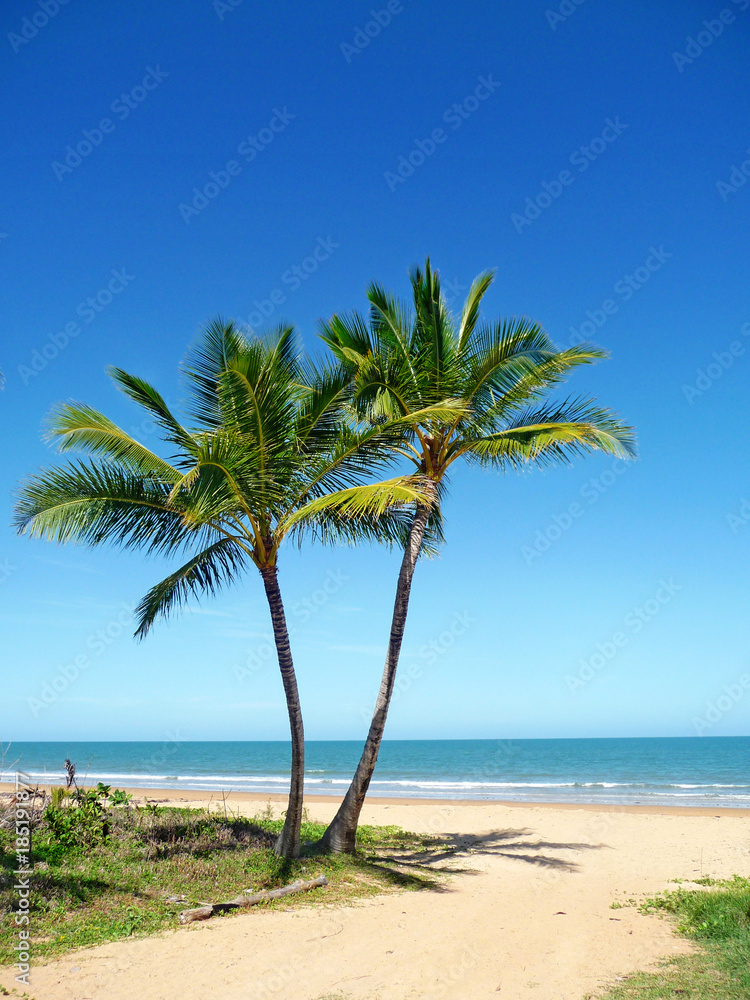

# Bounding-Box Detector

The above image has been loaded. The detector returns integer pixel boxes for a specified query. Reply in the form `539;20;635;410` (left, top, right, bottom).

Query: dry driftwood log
178;874;328;924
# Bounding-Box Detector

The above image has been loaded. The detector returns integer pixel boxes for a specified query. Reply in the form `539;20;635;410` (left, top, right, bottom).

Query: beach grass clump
0;794;445;964
599;876;750;999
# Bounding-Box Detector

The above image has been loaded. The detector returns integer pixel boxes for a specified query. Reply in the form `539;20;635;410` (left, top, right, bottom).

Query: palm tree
317;260;637;852
14;319;431;857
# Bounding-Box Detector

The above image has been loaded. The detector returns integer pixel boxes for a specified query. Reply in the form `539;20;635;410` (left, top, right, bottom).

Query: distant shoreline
5;735;748;809
3;782;748;816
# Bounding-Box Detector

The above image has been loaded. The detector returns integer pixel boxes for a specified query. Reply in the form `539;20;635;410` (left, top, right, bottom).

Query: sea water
3;737;749;808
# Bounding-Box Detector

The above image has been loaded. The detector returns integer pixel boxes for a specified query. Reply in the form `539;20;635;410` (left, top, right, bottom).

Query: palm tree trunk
260;566;304;858
319;502;431;853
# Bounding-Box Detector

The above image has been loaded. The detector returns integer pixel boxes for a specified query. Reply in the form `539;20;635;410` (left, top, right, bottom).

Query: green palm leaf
458;269;494;350
46;402;180;481
283;475;434;531
109;368;196;457
134;538;251;639
14;460;193;555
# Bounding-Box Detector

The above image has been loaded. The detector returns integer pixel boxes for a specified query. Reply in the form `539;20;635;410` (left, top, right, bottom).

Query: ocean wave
8;771;748;793
5;769;749;807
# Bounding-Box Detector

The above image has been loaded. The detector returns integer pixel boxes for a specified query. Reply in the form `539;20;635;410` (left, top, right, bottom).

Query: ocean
2;737;749;808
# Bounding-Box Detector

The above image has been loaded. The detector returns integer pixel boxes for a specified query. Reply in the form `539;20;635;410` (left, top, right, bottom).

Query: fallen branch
178;874;328;924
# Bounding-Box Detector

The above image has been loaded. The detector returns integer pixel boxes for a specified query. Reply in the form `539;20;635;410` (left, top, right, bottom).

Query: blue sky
1;0;749;743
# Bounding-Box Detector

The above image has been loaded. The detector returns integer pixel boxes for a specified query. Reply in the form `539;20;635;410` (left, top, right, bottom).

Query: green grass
596;876;750;1000
0;798;448;965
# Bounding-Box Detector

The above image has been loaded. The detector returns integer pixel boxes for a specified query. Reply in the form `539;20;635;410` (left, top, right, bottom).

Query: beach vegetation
0;796;446;964
599;877;750;999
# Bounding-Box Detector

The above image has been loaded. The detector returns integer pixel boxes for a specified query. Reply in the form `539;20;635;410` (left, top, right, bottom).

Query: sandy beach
1;787;747;1000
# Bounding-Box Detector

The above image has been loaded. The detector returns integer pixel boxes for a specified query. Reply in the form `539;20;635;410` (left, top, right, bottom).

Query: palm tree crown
316;260;637;852
321;260;636;487
15;319;427;630
14;318;430;856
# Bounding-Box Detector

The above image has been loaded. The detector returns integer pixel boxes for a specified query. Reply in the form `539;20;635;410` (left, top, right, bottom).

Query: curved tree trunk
260;566;305;858
319;502;431;853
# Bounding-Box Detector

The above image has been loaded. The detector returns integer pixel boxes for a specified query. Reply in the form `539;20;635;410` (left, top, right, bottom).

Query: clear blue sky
2;0;749;743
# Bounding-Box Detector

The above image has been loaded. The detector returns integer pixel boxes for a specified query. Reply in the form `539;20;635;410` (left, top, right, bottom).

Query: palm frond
45;402;180;481
108;368;197;457
282;476;435;533
317;312;375;368
181;317;246;428
134;538;251;639
295;360;354;451
14;460;195;555
455;397;637;468
385;400;470;430
458;269;495;351
465;340;609;419
173;429;283;531
409;258;458;388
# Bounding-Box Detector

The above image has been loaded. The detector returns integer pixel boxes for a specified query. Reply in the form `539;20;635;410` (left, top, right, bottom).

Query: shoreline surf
3;782;749;817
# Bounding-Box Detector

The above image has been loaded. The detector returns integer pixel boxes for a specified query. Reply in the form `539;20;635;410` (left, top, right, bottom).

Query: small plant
255;801;276;824
44;785;110;848
49;786;69;809
109;789;132;807
121;906;146;937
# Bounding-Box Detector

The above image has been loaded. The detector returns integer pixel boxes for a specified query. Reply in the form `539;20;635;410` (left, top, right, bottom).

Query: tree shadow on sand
369;827;605;883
